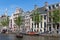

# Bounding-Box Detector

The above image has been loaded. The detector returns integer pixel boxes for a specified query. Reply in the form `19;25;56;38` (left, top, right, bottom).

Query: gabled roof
31;7;47;14
36;7;47;14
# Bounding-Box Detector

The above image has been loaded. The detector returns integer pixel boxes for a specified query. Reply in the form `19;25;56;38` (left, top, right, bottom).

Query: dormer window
52;5;55;9
49;6;51;10
56;4;59;7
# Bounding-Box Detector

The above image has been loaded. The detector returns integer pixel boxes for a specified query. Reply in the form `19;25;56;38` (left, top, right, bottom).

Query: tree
53;10;60;23
1;17;9;27
14;15;22;32
51;10;60;33
31;9;41;32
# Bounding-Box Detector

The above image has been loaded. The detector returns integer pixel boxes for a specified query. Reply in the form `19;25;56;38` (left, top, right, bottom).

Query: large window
44;22;46;27
41;22;42;28
44;22;46;32
49;27;51;31
49;17;51;22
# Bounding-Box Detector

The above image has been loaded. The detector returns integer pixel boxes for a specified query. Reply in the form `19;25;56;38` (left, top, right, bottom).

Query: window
52;5;55;9
44;15;46;20
49;27;51;31
37;23;39;28
53;24;55;28
45;9;48;11
49;17;51;22
41;22;42;28
44;22;46;27
56;4;59;7
40;29;42;32
35;23;36;28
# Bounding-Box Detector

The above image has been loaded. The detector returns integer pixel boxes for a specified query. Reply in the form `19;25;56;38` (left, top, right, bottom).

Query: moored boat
26;32;39;36
16;33;23;38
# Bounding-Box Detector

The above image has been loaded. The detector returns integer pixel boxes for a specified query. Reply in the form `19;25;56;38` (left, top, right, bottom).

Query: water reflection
22;35;39;40
40;36;60;40
0;34;16;40
0;34;60;40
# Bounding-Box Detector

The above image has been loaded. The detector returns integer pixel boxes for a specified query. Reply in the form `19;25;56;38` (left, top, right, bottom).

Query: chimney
45;2;48;6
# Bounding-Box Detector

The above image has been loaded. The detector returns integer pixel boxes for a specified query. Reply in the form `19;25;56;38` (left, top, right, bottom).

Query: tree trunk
59;23;60;34
36;23;37;32
17;26;20;33
37;23;39;32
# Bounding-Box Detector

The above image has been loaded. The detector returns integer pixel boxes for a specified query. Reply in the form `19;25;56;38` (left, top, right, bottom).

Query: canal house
30;2;60;34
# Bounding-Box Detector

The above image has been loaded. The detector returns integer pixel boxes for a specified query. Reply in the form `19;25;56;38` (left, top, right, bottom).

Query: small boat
1;29;7;34
1;26;8;34
16;34;23;38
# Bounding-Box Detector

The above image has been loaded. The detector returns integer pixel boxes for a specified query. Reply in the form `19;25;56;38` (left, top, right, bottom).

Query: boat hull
26;32;39;36
16;34;23;38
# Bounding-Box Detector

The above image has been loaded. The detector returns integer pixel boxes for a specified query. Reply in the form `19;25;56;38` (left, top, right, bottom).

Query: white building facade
9;7;25;32
24;11;31;32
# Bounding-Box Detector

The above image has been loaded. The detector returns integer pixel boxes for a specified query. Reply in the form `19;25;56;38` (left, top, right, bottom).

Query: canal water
0;34;60;40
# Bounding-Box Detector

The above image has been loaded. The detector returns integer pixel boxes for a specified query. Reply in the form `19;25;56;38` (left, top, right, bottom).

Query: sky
0;0;60;16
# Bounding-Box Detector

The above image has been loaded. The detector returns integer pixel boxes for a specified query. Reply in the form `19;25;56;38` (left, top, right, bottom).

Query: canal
0;34;60;40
